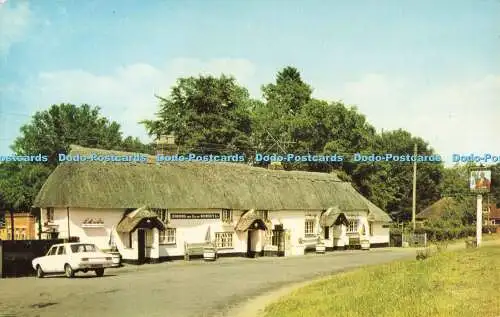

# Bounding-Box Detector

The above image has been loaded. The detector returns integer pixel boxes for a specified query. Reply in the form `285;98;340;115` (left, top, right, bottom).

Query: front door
137;229;146;264
273;229;285;256
247;230;253;257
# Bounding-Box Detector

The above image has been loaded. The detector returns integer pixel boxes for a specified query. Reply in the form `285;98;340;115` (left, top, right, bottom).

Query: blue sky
1;0;499;165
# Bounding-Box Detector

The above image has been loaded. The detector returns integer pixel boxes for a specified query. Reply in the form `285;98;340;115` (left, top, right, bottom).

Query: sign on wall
470;168;491;193
170;213;220;220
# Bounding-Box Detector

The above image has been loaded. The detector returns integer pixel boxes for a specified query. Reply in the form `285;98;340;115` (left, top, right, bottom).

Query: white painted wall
369;222;390;244
40;207;390;261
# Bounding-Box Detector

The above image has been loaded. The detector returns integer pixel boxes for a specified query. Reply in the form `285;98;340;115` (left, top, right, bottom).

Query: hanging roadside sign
469;168;491;193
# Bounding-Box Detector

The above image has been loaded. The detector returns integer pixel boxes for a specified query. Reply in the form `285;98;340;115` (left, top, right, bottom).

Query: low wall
0;237;79;278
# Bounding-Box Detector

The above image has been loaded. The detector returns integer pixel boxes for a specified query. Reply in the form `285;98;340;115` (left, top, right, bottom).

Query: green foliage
352;130;443;217
12;104;126;165
2;103;148;211
142;75;253;155
0;162;52;211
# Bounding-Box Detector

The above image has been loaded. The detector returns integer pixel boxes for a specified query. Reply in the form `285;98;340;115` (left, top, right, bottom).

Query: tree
351;129;443;219
438;163;473;199
142;75;254;155
2;103;149;212
0;162;52;211
12;104;134;164
490;163;500;207
252;66;313;155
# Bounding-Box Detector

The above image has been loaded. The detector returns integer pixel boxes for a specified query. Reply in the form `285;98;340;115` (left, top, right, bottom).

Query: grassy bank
263;245;500;317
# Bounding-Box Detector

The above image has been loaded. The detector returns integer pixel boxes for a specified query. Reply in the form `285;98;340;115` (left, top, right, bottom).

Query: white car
32;243;114;278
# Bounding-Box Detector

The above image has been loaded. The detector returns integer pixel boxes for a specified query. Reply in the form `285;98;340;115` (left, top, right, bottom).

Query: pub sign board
469;167;491;193
170;213;220;220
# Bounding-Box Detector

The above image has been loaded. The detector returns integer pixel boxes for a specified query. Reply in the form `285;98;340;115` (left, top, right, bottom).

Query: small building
33;145;392;264
485;204;500;225
0;212;37;240
416;197;458;223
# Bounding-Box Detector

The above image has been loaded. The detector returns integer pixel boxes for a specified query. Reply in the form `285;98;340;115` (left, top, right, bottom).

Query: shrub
483;225;498;234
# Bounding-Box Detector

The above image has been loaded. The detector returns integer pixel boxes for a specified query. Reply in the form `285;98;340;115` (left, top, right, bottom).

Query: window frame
47;246;57;256
221;209;232;223
57;246;66;255
160;228;176;245
215;232;233;249
145;230;154;248
304;219;315;236
152;208;168;223
256;210;269;220
46;208;55;223
347;219;359;233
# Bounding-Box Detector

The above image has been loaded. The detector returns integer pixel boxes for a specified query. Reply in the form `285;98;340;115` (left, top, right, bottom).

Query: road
0;247;420;317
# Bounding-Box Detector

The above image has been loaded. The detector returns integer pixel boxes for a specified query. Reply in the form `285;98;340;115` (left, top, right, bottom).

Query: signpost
469;167;491;247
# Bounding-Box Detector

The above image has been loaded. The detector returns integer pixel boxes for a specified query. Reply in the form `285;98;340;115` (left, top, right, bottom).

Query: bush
421;225;477;242
483;225;498;234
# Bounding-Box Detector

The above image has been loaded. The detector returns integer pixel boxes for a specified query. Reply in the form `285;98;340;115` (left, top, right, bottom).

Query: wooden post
412;143;417;231
477;194;482;247
9;209;14;240
67;207;71;241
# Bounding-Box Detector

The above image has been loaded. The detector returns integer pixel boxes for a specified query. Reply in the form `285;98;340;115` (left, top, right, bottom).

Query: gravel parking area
0;248;416;317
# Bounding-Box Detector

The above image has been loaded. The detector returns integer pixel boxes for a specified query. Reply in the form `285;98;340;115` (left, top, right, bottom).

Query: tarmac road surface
0;247;419;317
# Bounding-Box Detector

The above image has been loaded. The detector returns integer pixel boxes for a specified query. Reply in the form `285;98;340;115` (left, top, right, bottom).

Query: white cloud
0;1;32;54
315;73;500;166
21;58;258;143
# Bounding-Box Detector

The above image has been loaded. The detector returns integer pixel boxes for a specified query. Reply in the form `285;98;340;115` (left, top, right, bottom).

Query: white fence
402;233;427;247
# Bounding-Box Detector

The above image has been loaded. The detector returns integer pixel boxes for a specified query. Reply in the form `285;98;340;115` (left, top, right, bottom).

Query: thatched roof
116;206;166;233
416;197;457;221
319;207;349;227
33;145;391;222
235;209;274;231
359;194;393;222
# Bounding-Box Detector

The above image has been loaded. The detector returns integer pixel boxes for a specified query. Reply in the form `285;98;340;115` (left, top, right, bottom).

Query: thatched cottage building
33;145;392;264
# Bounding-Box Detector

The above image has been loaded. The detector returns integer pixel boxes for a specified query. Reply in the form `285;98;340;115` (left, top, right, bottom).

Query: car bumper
78;263;114;269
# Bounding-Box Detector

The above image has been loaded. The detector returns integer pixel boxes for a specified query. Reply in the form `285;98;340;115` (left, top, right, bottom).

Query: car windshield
70;244;98;253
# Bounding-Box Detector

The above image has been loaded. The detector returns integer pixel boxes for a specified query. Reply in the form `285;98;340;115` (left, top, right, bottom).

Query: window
305;219;315;235
160;228;176;244
47;247;57;256
46;208;54;223
222;209;232;223
70;244;98;253
0;212;5;228
256;210;269;220
347;219;359;233
369;222;374;236
146;230;153;247
215;232;233;248
152;208;168;223
57;246;66;255
324;226;330;239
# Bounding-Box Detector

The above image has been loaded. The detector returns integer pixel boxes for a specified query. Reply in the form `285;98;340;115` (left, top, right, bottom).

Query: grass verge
263;245;500;317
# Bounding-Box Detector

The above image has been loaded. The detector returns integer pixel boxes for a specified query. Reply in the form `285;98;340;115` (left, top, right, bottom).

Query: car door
41;246;57;273
54;245;67;272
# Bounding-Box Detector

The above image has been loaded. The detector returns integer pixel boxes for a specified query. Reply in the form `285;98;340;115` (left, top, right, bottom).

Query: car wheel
64;264;75;278
36;265;44;278
95;268;105;277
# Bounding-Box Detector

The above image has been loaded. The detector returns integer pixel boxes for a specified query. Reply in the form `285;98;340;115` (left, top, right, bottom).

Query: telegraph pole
412;143;417;231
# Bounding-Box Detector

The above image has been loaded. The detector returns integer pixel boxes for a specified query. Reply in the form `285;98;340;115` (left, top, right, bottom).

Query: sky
0;0;499;166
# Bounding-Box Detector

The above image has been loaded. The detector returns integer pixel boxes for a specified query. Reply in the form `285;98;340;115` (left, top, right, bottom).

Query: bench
184;242;215;261
347;234;361;249
300;236;319;251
